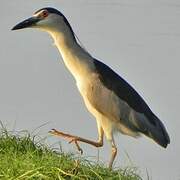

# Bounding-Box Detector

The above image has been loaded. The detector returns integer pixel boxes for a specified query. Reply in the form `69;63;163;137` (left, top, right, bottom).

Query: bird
12;7;170;168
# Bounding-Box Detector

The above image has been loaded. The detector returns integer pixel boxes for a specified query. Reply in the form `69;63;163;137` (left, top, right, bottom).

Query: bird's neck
49;29;95;82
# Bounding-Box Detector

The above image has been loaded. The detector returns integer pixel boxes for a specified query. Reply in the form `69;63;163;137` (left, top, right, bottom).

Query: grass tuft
0;128;142;180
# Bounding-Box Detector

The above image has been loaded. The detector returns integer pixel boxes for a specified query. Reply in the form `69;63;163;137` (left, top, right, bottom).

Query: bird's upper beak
12;16;41;30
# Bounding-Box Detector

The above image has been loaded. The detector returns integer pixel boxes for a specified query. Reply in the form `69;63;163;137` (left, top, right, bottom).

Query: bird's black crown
35;7;64;17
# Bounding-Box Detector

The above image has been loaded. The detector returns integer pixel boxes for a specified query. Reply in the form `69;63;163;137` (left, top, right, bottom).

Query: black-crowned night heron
12;7;170;168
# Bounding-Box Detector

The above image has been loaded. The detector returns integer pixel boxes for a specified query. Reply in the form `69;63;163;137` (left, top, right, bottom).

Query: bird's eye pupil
42;11;48;17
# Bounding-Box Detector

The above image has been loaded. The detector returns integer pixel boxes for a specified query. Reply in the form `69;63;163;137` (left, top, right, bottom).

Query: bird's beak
12;16;40;30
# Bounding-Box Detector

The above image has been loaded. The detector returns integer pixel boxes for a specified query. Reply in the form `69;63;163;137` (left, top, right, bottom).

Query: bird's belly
76;76;123;121
76;76;140;138
76;80;115;140
76;79;99;117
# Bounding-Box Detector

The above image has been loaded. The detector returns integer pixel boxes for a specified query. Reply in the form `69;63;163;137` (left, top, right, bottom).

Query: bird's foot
69;138;83;154
49;129;83;154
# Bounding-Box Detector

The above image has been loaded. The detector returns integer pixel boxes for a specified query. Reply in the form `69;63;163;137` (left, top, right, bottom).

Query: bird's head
12;7;74;37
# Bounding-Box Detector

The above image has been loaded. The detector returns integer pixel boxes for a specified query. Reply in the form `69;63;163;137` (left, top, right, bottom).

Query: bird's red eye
42;11;48;18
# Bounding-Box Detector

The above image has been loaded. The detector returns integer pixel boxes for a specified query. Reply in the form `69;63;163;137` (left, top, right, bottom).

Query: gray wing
94;59;154;121
89;59;170;147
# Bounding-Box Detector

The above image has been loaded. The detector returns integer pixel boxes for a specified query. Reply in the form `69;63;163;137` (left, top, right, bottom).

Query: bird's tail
145;114;170;148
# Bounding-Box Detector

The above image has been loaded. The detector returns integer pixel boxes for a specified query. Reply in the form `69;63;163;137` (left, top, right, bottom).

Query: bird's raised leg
108;137;117;169
49;126;104;154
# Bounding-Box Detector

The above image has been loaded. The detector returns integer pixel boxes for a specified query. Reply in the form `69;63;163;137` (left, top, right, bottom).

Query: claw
49;129;57;134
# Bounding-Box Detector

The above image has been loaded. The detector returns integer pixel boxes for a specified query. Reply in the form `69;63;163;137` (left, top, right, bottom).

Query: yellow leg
49;127;104;154
108;137;117;169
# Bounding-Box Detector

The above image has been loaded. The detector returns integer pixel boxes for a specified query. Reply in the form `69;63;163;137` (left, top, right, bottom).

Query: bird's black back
94;59;156;125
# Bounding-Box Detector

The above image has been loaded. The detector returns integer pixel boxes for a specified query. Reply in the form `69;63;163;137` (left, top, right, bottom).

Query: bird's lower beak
12;17;40;30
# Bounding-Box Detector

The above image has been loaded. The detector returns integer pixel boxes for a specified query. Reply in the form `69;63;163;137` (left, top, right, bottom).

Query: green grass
0;129;142;180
